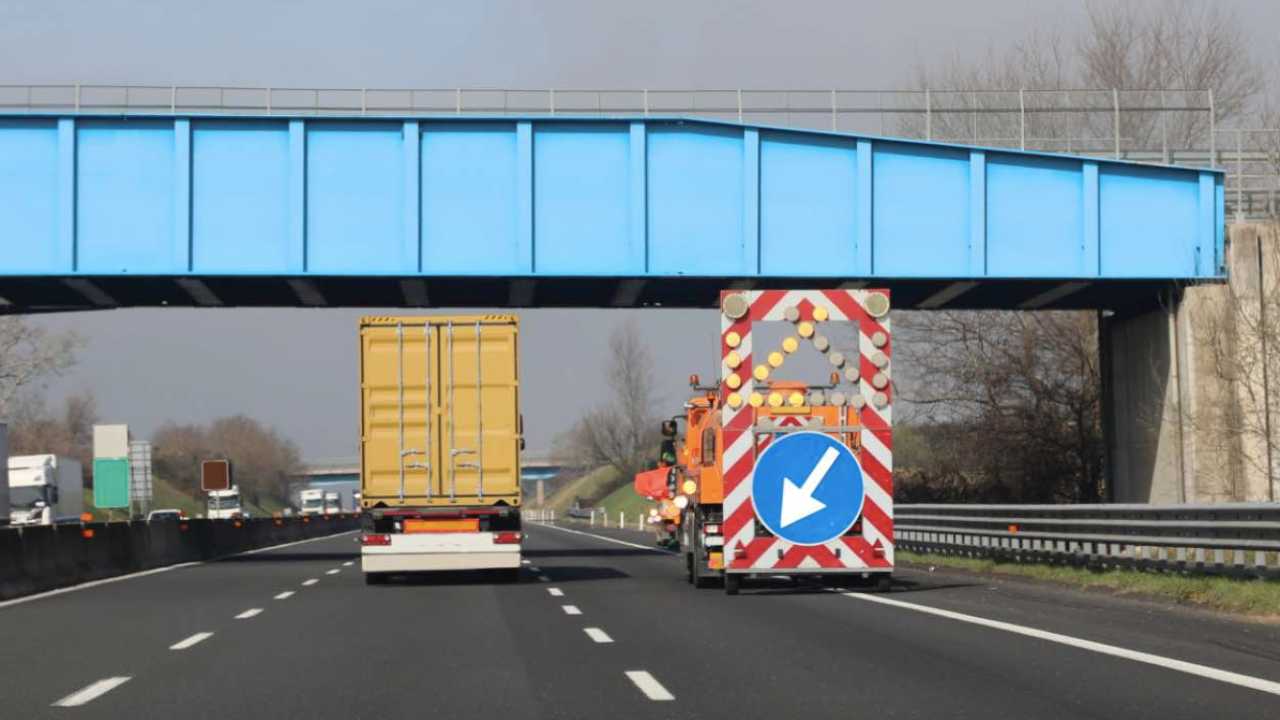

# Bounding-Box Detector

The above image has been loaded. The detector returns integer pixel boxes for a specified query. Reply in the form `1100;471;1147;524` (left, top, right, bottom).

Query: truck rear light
492;531;522;544
361;534;391;546
872;540;885;559
703;523;721;535
81;529;95;539
733;544;747;560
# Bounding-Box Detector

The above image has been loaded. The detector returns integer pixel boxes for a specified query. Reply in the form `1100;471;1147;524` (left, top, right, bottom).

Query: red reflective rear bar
492;531;522;544
361;534;391;546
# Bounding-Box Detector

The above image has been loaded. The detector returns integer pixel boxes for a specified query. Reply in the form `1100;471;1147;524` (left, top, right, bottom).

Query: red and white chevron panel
720;289;893;572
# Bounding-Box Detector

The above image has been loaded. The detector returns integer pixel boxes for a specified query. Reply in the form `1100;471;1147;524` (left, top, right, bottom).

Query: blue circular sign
751;431;864;546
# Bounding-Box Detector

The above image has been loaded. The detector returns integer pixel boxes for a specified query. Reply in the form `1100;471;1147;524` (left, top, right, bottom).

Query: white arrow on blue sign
750;431;864;546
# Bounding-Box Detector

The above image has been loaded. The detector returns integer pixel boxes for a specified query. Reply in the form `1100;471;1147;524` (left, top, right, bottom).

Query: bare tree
554;319;661;488
154;415;301;507
0;318;80;418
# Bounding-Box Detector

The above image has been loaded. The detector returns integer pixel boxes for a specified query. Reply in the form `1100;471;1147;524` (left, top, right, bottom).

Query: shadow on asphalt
219;552;359;563
714;576;981;597
372;566;628;586
525;547;666;559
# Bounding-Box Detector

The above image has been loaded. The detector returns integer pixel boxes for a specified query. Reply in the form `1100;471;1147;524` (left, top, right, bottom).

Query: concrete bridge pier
1104;222;1280;503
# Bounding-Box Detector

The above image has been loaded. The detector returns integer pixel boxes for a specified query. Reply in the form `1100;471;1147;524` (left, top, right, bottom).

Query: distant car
147;509;184;522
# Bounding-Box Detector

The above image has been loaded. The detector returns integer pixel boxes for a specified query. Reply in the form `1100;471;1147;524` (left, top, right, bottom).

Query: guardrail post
619;511;623;529
1019;88;1026;150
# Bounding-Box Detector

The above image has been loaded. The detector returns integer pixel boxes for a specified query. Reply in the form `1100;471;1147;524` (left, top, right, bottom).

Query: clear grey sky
6;0;1278;458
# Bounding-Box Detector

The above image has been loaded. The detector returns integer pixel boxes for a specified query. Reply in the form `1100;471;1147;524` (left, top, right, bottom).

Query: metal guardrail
896;503;1280;578
0;84;1273;220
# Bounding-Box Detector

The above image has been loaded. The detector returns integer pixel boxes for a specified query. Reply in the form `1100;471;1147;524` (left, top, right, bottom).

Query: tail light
872;541;885;559
81;529;95;539
361;534;391;546
703;523;721;535
733;543;747;560
179;523;189;532
233;521;243;529
492;531;522;544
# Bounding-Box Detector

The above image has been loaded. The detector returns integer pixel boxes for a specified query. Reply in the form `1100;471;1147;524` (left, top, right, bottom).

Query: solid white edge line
52;676;132;707
584;627;614;643
0;530;359;611
624;670;675;701
548;588;564;597
845;593;1280;698
302;579;319;586
169;631;213;650
529;522;677;555
235;608;263;619
562;605;582;615
274;591;294;600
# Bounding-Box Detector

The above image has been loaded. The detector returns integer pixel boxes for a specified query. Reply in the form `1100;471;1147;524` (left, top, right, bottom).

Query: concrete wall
1107;221;1280;503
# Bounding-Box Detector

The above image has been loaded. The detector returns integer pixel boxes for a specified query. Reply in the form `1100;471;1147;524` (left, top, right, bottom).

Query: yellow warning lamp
813;306;830;322
748;392;765;407
767;351;784;368
767;392;784;408
788;392;805;407
727;392;743;408
725;331;742;348
829;371;840;385
726;351;742;369
781;336;799;353
682;479;698;495
797;321;815;338
726;373;742;390
753;365;770;381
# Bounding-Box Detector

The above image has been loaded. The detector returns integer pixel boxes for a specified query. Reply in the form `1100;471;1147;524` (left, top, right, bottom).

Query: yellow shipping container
360;315;521;509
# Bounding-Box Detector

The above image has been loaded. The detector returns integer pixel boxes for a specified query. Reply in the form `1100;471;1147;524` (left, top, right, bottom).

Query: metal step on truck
358;315;523;584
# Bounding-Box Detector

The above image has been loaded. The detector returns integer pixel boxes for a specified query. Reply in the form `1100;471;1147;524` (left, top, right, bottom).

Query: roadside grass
544;466;624;514
898;549;1280;618
596;481;653;526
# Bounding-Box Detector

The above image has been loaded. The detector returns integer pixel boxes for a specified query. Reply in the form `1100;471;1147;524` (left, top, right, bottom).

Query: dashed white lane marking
548;588;564;597
521;559;531;565
170;632;213;650
584;627;614;644
2;527;360;609
530;522;678;554
274;591;295;600
302;579;319;586
326;569;340;575
235;608;263;619
845;593;1280;698
529;566;541;572
343;561;354;567
537;575;550;582
625;671;675;701
52;677;132;707
561;605;582;615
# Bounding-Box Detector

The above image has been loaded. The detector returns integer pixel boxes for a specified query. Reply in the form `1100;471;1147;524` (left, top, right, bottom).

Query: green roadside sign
93;457;131;509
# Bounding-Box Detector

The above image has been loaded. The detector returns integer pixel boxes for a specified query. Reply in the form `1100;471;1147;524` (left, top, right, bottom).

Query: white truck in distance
8;455;84;526
299;488;325;516
324;491;341;515
206;487;243;519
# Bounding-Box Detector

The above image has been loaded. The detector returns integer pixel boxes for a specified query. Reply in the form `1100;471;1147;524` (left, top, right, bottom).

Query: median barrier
0;516;359;601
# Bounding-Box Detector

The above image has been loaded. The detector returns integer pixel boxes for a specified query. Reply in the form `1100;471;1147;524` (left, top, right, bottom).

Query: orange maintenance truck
638;289;894;594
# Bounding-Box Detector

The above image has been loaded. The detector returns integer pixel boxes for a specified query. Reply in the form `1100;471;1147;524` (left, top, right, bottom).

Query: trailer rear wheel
724;573;740;596
874;575;892;593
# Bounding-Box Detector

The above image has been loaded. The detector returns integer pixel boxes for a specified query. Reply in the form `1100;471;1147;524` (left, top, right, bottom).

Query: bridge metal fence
896;503;1280;579
0;84;1275;220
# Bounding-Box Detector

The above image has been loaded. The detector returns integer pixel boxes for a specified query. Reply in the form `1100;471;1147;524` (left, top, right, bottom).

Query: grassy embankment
898;549;1280;618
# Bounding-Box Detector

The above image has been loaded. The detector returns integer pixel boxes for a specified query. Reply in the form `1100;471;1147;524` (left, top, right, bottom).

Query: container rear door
438;319;520;505
361;317;519;507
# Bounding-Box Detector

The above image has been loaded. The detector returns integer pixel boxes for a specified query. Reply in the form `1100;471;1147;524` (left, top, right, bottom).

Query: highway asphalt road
2;522;1278;719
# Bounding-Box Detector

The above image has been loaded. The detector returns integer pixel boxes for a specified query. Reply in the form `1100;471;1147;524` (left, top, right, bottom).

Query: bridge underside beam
0;276;1189;314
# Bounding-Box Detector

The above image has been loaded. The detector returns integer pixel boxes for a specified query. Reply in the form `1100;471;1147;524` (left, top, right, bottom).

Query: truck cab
8;454;84;526
206;487;243;519
299;488;325;516
323;491;341;515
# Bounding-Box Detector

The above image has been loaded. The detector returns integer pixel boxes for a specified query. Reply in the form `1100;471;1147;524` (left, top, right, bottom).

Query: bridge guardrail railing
895;503;1280;579
0;84;1273;219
